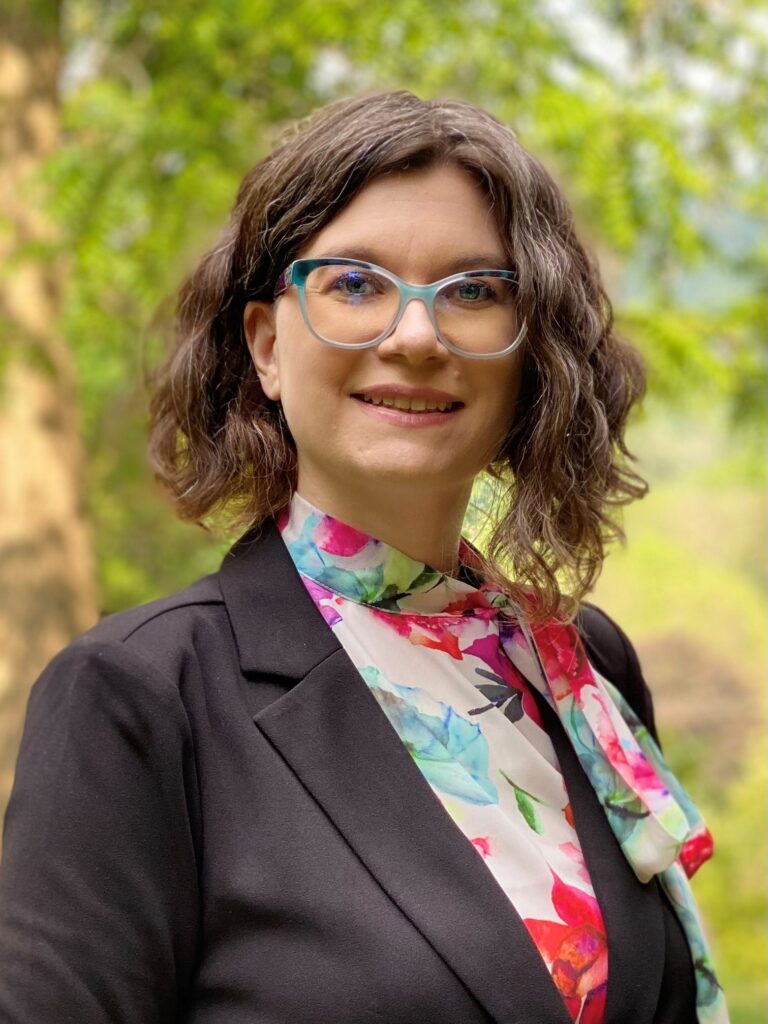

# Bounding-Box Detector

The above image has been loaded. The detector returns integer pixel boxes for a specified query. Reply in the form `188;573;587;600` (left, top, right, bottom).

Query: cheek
275;337;358;425
479;361;521;427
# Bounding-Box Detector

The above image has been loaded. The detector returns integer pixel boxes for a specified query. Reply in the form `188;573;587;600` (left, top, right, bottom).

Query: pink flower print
622;748;669;797
464;634;543;726
559;842;591;886
679;826;714;879
470;836;492;858
523;870;608;1023
301;577;343;627
591;704;669;798
315;516;369;556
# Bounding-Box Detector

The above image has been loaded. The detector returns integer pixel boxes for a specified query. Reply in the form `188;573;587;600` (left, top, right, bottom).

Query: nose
376;296;448;362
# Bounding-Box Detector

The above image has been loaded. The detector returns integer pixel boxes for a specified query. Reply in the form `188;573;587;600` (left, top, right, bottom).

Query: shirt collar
278;492;511;616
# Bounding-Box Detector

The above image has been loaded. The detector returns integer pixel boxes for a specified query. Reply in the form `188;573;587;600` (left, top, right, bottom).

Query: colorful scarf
503;616;728;1023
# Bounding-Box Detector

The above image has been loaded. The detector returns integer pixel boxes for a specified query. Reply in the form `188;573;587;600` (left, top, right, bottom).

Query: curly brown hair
148;90;647;620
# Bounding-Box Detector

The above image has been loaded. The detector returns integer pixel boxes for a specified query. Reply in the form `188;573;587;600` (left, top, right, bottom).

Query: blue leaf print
360;666;498;805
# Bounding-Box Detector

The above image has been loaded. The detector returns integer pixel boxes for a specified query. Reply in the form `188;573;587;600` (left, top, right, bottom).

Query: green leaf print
500;770;544;835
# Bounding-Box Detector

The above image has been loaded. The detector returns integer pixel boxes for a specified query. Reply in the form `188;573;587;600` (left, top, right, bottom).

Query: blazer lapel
220;520;571;1023
255;651;573;1024
542;699;667;1024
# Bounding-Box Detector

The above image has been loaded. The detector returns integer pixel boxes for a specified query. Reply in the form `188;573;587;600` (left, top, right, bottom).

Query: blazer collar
219;518;339;678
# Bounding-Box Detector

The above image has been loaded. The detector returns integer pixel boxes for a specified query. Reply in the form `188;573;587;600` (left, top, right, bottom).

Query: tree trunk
0;3;99;831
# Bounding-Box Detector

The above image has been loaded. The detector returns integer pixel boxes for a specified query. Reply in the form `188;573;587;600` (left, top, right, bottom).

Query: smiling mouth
352;394;463;413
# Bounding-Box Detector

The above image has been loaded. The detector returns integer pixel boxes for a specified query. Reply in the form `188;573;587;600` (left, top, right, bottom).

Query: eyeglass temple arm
273;265;292;299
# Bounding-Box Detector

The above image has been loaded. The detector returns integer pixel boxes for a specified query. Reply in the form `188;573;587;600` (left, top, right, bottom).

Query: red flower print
523;870;608;1023
443;591;497;616
372;610;464;659
276;508;290;531
409;628;462;659
470;836;491;858
532;621;594;703
679;827;714;878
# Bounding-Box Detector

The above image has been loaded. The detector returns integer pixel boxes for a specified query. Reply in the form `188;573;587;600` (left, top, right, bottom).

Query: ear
244;301;281;401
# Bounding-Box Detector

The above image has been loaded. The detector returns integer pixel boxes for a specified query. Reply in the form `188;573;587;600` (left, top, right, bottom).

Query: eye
455;280;494;302
443;278;500;305
440;275;517;307
329;271;381;300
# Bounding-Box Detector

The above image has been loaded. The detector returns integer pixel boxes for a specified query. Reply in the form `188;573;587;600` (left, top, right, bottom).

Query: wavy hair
148;90;647;620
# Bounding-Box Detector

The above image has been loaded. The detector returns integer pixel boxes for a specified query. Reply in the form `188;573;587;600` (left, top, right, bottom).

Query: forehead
300;164;505;271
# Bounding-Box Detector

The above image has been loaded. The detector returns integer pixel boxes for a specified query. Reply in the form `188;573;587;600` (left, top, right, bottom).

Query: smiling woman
147;93;650;616
0;91;729;1024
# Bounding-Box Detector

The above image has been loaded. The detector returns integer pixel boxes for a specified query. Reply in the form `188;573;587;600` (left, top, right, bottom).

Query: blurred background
1;0;766;1018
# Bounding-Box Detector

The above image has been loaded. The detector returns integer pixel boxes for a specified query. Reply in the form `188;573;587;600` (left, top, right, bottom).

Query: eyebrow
311;246;512;275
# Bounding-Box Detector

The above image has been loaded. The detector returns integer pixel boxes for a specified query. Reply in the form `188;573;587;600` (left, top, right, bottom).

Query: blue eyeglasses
273;258;527;360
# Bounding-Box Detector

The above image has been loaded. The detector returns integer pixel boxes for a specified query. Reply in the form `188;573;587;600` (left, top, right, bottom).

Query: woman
0;91;726;1024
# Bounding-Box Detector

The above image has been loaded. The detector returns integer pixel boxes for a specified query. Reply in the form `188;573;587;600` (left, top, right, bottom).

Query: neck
295;471;473;574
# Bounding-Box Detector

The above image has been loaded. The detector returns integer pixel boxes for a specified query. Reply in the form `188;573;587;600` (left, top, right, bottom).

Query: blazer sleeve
575;602;660;744
0;639;200;1023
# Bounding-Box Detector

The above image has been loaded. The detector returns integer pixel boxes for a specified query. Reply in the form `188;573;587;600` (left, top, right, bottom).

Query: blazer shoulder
575;602;659;742
86;572;224;644
53;572;234;690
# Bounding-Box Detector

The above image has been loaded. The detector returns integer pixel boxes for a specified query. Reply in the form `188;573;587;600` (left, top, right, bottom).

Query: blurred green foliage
44;0;767;613
28;0;768;1017
589;403;767;1021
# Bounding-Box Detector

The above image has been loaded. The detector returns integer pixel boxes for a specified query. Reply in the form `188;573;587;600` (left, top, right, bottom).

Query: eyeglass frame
272;257;528;360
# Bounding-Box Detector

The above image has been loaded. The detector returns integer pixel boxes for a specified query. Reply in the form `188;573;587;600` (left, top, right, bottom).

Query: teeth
361;395;454;412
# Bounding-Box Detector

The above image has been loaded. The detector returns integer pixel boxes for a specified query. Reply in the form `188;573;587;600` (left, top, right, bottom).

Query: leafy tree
42;0;765;611
0;0;98;815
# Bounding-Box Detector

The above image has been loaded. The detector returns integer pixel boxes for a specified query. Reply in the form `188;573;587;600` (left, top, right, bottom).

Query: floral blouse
280;493;608;1023
279;493;727;1024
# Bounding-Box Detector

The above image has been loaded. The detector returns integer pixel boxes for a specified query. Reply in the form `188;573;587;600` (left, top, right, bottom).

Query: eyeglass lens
302;264;518;354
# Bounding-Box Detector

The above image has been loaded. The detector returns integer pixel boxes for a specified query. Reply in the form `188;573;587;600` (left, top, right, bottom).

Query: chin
350;458;473;489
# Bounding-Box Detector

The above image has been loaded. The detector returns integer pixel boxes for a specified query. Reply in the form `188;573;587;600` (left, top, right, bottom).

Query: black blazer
0;520;697;1024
